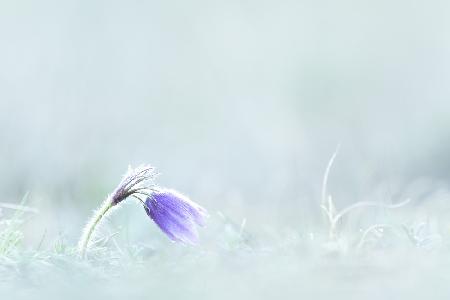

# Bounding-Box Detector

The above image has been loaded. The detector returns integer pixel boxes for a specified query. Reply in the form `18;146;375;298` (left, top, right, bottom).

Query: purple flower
144;189;208;244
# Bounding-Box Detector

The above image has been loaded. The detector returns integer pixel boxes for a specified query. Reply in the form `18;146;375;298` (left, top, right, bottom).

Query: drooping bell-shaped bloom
144;189;208;244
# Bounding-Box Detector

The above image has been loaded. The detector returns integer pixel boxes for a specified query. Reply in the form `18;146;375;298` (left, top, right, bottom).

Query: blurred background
1;0;450;246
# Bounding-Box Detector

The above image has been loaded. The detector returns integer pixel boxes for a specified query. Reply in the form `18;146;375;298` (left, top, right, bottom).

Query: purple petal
144;189;207;244
153;189;208;226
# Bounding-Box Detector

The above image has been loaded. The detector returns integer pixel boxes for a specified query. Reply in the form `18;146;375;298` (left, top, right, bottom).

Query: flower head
110;165;157;205
144;189;208;244
78;165;208;258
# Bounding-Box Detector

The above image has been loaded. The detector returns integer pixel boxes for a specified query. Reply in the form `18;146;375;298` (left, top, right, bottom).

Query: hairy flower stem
78;197;113;259
77;165;156;258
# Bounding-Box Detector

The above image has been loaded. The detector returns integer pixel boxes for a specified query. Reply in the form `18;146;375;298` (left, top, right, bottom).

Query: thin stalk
78;197;113;258
77;165;156;258
321;144;340;208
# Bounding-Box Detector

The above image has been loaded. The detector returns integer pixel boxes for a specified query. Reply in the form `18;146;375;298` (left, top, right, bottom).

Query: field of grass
1;158;450;300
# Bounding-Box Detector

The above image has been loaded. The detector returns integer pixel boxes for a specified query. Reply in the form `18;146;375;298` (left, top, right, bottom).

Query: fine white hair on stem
77;197;115;256
78;164;157;258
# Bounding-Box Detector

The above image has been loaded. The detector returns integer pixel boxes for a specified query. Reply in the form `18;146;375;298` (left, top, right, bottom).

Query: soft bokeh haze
1;0;450;244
